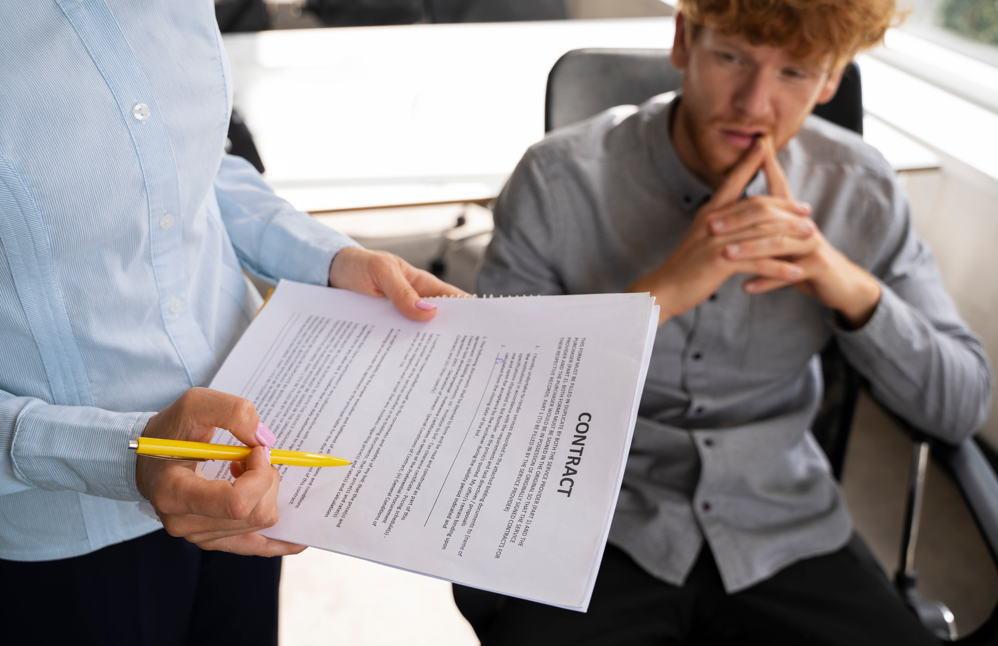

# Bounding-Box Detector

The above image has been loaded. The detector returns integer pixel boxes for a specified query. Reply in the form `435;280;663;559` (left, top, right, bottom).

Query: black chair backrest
306;0;424;27
544;48;865;478
814;62;864;136
428;0;567;23
214;0;270;32
545;48;863;136
546;49;683;133
816;341;862;480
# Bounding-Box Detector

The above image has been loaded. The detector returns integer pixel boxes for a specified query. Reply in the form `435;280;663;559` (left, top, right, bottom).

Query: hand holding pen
135;388;307;557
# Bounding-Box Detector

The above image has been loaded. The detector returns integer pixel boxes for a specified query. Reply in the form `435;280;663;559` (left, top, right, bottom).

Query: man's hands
628;137;881;329
733;139;882;328
329;247;466;320
628;138;814;324
136;388;306;557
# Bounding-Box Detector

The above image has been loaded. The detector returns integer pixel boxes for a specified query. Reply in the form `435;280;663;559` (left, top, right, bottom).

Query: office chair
226;109;266;175
426;0;568;23
544;48;863;135
456;48;998;644
214;0;271;33
305;0;424;27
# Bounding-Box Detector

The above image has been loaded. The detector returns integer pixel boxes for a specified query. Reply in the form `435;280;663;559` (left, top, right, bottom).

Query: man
472;0;993;643
0;1;462;644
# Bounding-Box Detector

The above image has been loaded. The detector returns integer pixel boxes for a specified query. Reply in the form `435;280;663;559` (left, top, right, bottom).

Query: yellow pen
128;437;351;468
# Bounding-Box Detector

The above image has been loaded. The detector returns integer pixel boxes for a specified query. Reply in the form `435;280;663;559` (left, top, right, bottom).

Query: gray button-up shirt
477;93;993;593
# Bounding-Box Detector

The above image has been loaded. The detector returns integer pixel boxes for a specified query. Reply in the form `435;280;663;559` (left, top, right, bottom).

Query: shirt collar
648;95;768;216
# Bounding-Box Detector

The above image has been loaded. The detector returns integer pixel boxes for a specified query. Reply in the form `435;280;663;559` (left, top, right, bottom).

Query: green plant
939;0;998;46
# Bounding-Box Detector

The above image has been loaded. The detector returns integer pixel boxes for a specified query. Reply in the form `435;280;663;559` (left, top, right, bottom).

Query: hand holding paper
329;247;467;321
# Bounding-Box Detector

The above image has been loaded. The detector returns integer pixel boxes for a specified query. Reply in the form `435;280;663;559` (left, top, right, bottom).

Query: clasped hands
136;248;465;556
629;136;881;328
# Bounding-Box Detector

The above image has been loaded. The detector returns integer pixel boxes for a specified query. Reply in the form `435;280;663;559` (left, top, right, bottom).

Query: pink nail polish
727;244;739;257
415;300;437;311
711;220;726;233
255;422;276;447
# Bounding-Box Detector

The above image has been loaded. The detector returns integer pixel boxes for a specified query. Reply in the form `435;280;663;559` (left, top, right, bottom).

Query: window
901;0;998;67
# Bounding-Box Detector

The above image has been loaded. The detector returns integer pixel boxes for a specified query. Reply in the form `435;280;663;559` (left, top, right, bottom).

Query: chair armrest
891;418;998;559
933;439;998;562
893;420;998;643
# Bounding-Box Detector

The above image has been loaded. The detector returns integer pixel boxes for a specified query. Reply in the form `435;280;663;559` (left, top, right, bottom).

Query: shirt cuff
831;280;913;372
258;214;362;287
11;402;155;502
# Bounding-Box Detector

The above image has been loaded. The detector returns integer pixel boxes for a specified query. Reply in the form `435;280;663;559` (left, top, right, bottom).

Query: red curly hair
677;0;902;68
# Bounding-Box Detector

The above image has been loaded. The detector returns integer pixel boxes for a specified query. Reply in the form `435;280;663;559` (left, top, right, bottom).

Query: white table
223;18;675;211
223;18;938;213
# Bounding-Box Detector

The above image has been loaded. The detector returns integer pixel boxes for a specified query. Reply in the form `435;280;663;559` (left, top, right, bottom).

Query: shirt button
132;103;150;121
703;438;714;447
702;501;712;512
692;352;703;361
169;298;184;314
159;213;175;230
709;293;718;302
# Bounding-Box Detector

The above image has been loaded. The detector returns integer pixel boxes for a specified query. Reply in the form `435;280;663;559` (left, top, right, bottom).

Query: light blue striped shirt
0;0;357;561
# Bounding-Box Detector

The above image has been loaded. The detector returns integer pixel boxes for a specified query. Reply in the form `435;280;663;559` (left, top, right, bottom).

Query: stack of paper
203;281;657;611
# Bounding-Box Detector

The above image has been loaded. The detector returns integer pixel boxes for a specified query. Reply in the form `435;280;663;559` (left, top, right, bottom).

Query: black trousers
458;536;940;646
0;529;281;646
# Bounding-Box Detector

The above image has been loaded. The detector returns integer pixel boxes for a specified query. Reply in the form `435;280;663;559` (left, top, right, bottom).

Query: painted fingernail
415;300;437;311
726;244;739;257
799;221;814;233
745;281;759;293
796;201;812;213
265;447;272;465
789;266;803;277
711;220;726;233
255;422;276;447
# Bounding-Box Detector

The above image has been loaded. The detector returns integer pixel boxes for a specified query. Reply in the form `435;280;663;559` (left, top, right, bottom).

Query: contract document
203;280;657;611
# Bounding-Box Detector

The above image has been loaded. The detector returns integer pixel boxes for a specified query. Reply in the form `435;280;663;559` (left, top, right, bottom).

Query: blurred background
210;1;998;643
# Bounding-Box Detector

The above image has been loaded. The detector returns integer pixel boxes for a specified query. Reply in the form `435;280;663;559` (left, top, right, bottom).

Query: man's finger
714;220;816;247
761;136;793;199
708;198;812;236
732;258;804;283
743;277;795;294
702;138;766;212
723;235;819;262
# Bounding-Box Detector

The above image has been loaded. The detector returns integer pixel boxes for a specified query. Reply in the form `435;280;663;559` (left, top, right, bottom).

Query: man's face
670;14;844;186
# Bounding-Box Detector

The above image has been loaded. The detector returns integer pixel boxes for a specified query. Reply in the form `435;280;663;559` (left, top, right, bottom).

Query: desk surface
223;19;939;212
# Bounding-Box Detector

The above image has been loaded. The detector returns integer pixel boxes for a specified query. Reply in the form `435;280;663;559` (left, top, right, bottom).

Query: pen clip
128;439;208;463
142;455;209;463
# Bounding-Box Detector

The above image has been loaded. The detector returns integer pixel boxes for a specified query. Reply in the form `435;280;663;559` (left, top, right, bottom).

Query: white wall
898;157;998;446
